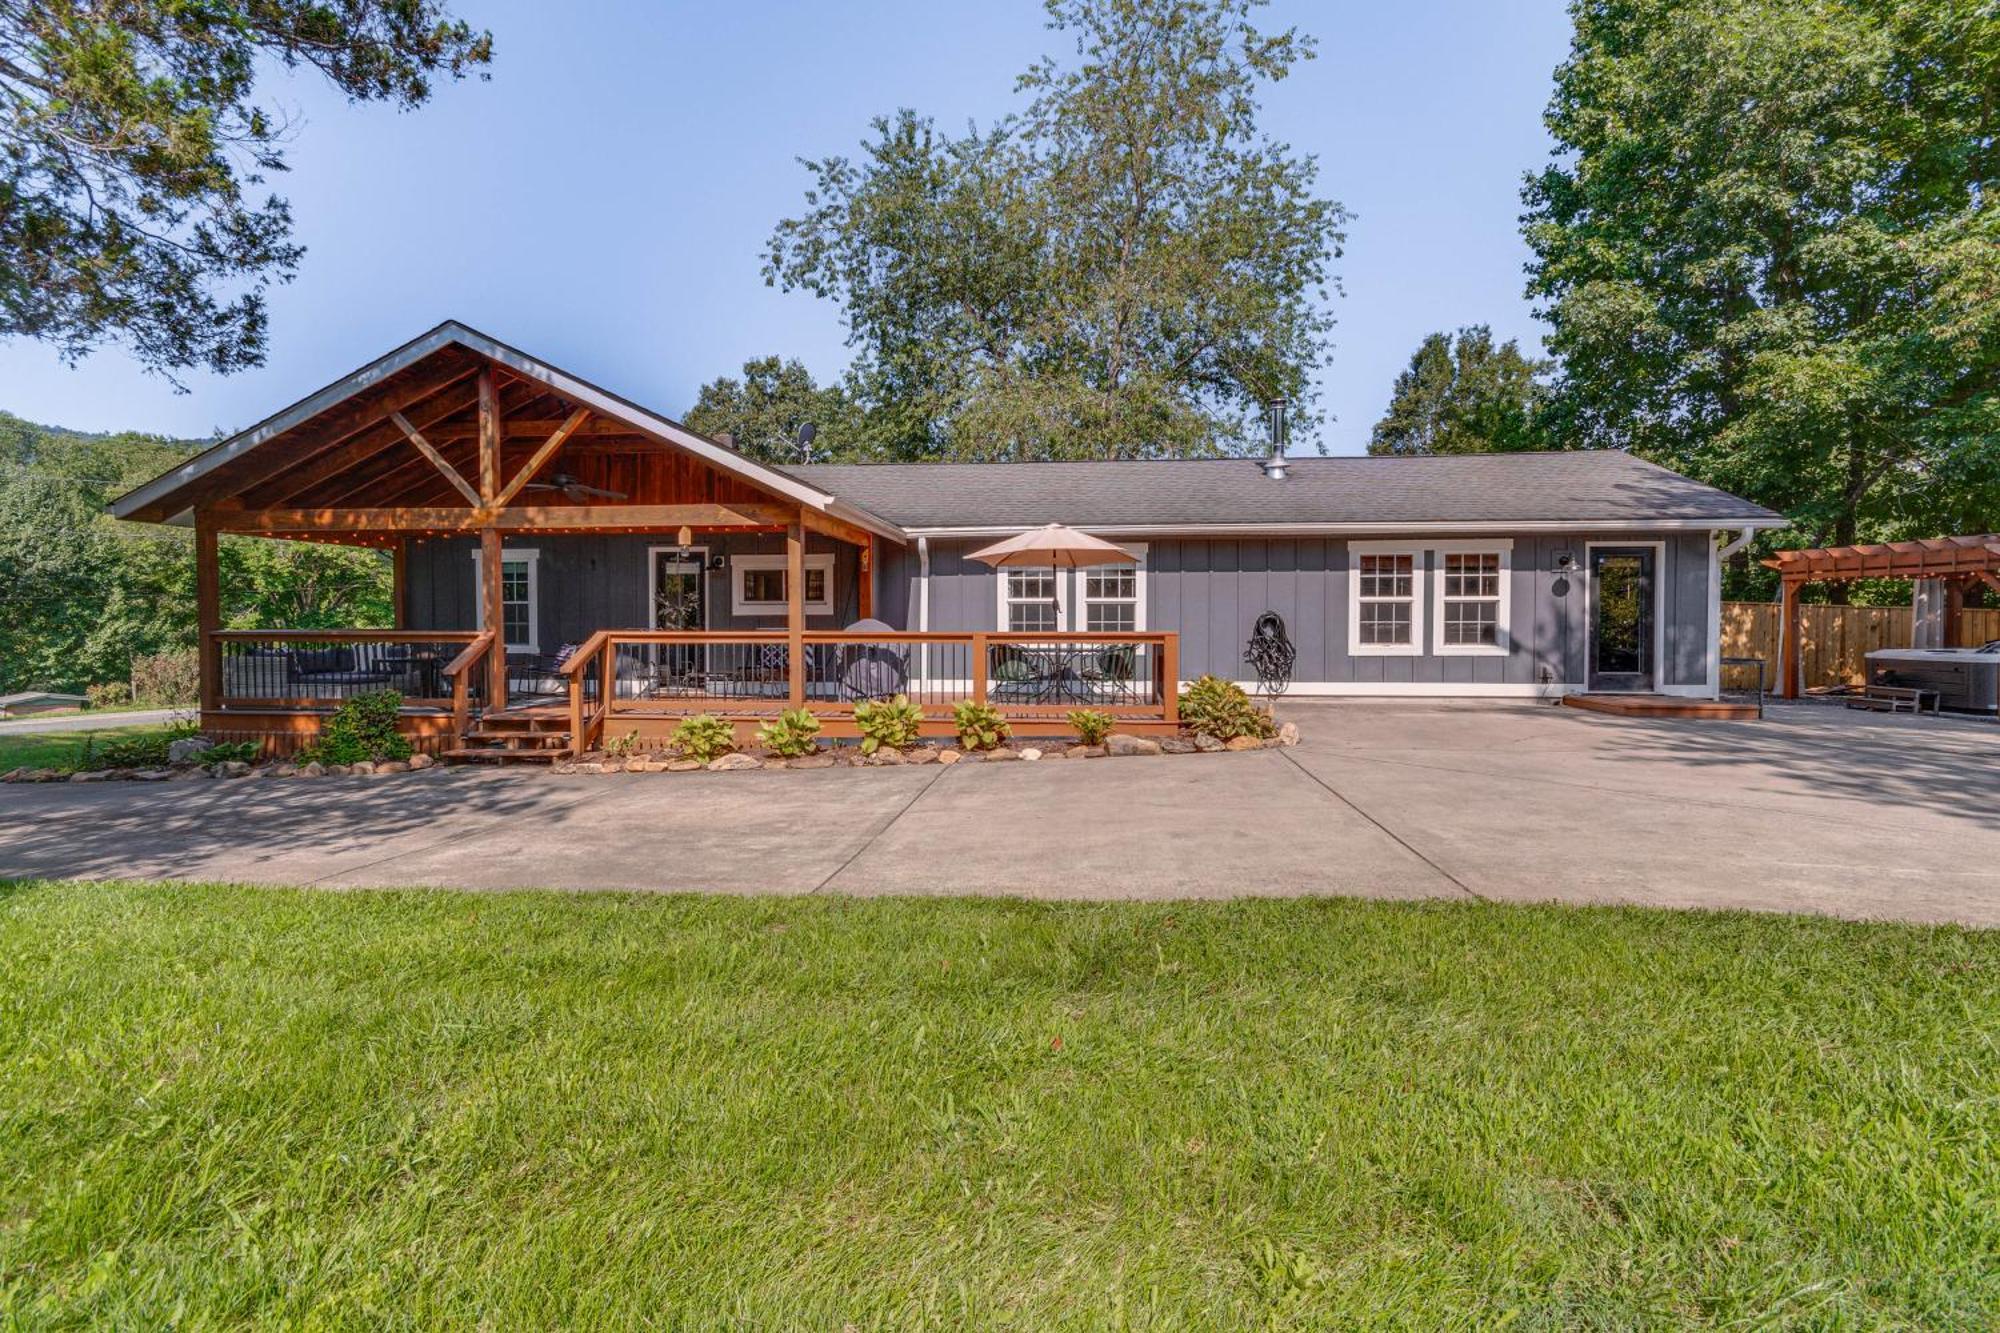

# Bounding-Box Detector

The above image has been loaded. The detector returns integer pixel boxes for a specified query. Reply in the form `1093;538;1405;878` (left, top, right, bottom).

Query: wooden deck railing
553;630;1180;757
210;629;486;712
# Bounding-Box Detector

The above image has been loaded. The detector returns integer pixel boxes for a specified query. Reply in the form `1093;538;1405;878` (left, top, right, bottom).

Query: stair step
441;747;564;764
464;730;571;745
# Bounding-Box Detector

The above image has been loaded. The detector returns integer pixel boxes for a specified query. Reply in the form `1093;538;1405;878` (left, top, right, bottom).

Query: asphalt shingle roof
784;450;1781;530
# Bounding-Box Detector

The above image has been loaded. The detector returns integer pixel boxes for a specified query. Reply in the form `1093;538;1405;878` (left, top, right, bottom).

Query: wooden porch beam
787;516;806;708
389;410;484;509
491;407;591;511
477;369;502;503
795;505;879;549
1779;577;1803;699
211;502;805;534
195;511;222;712
253;375;485;508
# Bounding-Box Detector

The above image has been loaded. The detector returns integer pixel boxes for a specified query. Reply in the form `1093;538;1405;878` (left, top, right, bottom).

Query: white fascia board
902;518;1790;539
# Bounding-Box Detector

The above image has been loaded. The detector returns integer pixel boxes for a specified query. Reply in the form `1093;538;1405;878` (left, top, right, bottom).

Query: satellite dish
797;421;817;462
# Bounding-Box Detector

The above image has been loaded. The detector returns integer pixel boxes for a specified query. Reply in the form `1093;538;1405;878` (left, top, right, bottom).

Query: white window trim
1347;540;1426;657
731;552;834;616
997;563;1068;632
470;547;540;654
1077;543;1147;633
1431;539;1513;657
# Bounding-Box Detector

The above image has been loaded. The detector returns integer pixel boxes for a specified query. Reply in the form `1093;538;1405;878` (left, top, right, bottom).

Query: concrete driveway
1;702;1995;925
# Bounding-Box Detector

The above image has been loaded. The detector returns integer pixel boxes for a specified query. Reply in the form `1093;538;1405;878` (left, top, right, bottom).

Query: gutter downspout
1708;526;1756;698
917;536;931;687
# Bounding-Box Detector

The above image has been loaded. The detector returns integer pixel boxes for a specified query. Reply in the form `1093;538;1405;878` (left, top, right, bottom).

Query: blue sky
0;1;1574;455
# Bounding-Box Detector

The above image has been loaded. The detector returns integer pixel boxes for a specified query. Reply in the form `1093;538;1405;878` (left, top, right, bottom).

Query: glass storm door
1588;548;1656;692
653;553;707;686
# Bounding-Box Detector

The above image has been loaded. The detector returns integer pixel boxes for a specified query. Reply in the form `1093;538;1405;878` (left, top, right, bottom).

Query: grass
0;883;1992;1328
0;722;185;773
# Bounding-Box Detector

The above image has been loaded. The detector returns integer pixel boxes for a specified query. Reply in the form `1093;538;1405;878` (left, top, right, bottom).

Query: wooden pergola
1763;534;2000;697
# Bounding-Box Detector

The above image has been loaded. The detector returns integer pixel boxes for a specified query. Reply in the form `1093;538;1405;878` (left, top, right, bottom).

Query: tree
1524;0;2000;590
1368;326;1549;456
0;0;490;381
683;356;868;464
765;0;1346;461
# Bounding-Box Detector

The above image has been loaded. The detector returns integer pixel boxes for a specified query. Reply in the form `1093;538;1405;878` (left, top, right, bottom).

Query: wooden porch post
787;517;806;707
858;536;875;621
1944;579;1965;647
195;511;222;714
391;539;408;629
478;370;508;709
1779;577;1802;699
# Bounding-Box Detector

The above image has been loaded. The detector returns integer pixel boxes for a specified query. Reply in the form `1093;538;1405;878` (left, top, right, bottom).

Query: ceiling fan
522;473;628;502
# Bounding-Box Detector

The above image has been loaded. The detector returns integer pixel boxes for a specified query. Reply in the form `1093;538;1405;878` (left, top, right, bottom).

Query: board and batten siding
403;532;862;651
881;531;1714;691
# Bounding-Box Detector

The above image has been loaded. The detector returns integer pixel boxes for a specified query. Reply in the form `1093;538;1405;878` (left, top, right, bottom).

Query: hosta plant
756;708;823;758
670;714;736;763
1176;675;1275;741
853;694;925;754
1066;708;1114;746
951;700;1010;752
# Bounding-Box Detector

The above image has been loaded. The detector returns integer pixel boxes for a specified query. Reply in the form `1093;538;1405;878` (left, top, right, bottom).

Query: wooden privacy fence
1722;602;2000;691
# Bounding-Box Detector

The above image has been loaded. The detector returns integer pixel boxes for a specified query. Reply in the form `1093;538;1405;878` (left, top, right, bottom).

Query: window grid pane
1443;600;1498;646
1359;601;1412;645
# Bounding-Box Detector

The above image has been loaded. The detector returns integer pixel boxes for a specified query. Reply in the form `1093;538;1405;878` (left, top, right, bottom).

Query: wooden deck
1562;693;1761;721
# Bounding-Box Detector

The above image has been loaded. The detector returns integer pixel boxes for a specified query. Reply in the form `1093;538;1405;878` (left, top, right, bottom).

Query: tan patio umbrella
967;523;1139;569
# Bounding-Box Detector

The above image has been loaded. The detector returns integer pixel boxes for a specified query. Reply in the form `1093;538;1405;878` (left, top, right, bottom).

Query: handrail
558;630;615;675
440;630;495;742
440;630;496;680
554;630;1172;644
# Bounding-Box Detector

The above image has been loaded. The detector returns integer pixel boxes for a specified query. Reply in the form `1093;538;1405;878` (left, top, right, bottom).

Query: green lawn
0;722;180;773
0;884;1992;1327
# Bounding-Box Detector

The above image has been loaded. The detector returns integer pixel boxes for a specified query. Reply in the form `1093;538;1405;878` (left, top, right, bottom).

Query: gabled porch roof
109;320;904;544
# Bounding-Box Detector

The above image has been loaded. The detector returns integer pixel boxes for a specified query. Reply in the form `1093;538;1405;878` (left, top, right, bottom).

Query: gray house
111;324;1785;757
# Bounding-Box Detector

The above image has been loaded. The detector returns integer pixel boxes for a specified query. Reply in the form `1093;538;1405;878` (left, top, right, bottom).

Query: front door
652;551;708;687
1588;547;1656;692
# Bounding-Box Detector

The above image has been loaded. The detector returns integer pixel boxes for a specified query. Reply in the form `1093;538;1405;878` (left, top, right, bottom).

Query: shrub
757;708;823;758
300;690;412;766
604;730;641;759
853;694;924;755
670;714;736;764
1066;708;1114;746
130;650;199;707
78;720;200;772
951;700;1010;752
85;682;133;709
200;741;261;766
1177;675;1276;741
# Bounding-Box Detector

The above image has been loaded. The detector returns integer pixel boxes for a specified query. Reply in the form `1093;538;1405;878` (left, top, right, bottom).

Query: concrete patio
1;702;1994;925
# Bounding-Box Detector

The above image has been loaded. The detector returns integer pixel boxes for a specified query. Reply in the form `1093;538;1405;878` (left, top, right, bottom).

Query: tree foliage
0;413;390;693
0;0;490;381
1369;326;1549;456
764;0;1346;461
1524;0;1999;581
683;356;868;464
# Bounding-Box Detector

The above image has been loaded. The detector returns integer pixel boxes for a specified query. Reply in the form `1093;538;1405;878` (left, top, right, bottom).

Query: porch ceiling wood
1763;534;2000;583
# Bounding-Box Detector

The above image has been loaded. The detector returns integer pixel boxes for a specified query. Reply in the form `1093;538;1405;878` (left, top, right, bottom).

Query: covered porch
117;324;1178;759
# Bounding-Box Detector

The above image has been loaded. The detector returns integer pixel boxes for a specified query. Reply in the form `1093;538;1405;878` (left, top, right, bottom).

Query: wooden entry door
1588;547;1656;692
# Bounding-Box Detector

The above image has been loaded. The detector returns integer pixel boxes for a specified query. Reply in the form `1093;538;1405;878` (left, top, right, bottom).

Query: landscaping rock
638;759;671;773
68;770;110;783
1277;722;1300;747
408;753;436;770
373;760;409;774
1192;733;1225;752
1224;735;1263;752
708;753;761;772
166;736;215;764
1036;748;1065;759
131;769;172;782
666;758;705;772
868;747;906;765
1106;734;1163;757
1019;748;1043;761
789;753;836;769
902;748;938;765
1066;744;1105;759
350;761;376;775
937;749;963;765
2;767;29;783
552;762;578;775
215;760;253;778
982;747;1019;761
298;761;325;778
1160;737;1198;754
327;764;353;776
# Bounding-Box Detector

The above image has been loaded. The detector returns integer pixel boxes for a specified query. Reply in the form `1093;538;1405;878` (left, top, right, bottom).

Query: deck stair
442;708;572;763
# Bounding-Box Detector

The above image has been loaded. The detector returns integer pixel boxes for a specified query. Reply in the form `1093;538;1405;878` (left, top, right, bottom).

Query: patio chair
838;618;909;701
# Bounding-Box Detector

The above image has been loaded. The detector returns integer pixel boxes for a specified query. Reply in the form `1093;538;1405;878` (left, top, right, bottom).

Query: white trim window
999;566;1064;632
731;553;834;616
1079;543;1147;632
1432;540;1512;656
1348;542;1425;655
470;548;540;654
